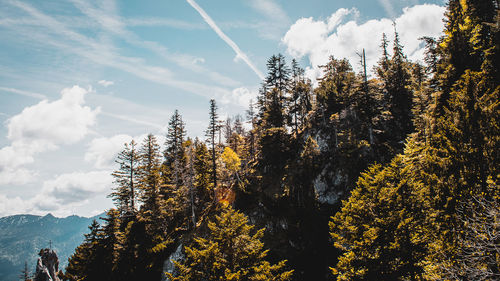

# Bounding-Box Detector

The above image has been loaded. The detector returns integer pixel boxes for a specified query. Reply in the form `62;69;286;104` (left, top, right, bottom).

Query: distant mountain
0;213;103;281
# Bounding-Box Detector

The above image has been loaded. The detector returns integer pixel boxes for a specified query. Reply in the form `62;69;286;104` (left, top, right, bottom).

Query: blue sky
0;0;446;217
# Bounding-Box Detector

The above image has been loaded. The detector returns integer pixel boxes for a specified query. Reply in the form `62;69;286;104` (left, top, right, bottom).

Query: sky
0;0;447;217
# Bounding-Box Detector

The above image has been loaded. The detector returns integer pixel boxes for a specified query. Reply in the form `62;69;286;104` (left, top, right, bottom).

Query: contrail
186;0;265;80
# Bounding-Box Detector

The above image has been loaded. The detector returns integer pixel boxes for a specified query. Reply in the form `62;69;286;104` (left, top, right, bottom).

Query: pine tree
386;28;413;140
184;140;197;227
64;220;101;281
193;139;213;205
110;140;140;215
223;117;233;145
434;0;498;114
138;134;162;210
164;110;186;187
316;57;355;117
246;100;257;159
206;99;220;197
166;206;293;281
289;59;312;135
259;54;291;129
19;261;32;281
330;156;426;280
377;33;390;77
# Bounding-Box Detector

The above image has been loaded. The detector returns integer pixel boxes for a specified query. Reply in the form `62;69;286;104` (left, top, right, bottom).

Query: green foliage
329;2;499;280
258;54;290;129
110;140;140;215
138;134;162;210
330;157;426;280
316;57;355;116
206;99;220;190
164;110;187;188
166;206;293;281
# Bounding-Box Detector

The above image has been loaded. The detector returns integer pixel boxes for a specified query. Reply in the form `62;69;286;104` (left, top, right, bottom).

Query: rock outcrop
162;243;184;280
34;248;60;281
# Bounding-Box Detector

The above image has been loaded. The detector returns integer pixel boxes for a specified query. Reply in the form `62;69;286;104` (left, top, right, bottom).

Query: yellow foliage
221;147;241;172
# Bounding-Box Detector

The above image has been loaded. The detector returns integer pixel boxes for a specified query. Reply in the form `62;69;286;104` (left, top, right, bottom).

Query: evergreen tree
206;99;220;196
434;0;498;114
184;139;197;227
19;261;32;281
110;140;140;215
387;28;413;139
375;29;413;145
259;54;291;129
193;139;213;204
138;134;162;210
166;207;293;281
330;156;426;280
164;110;186;187
246;100;257;160
64;220;101;281
291;136;320;208
289;59;312;135
316;57;355;117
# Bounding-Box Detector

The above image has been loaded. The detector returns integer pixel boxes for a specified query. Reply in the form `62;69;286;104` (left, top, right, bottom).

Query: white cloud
186;0;265;80
0;171;113;217
85;134;133;169
98;80;114;87
0;85;99;184
0;167;36;185
85;134;167;169
282;4;445;82
219;87;257;108
0;194;29;216
7;85;99;149
39;171;113;205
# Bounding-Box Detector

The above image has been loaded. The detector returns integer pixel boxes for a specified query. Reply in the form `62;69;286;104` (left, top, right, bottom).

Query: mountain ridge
0;212;104;281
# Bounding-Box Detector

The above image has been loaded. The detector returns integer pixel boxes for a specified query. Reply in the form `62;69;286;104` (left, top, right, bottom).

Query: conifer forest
62;1;499;280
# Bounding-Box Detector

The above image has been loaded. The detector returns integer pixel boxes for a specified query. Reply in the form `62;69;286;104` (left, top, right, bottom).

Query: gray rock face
34;249;60;281
313;167;344;205
162;244;184;280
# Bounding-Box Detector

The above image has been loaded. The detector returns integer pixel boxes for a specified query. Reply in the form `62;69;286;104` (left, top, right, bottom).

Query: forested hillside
63;0;499;280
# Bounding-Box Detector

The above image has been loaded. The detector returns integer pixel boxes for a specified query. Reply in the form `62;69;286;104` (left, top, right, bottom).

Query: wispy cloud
249;0;288;23
98;80;114;87
246;0;290;40
100;111;163;130
70;0;240;88
126;17;205;30
0;86;47;100
378;0;396;18
4;0;234;99
186;0;264;80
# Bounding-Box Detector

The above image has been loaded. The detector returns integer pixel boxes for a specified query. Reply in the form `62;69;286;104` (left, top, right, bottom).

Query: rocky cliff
34;249;60;281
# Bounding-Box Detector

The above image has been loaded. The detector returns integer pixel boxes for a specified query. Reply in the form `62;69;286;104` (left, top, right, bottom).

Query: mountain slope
0;213;103;281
